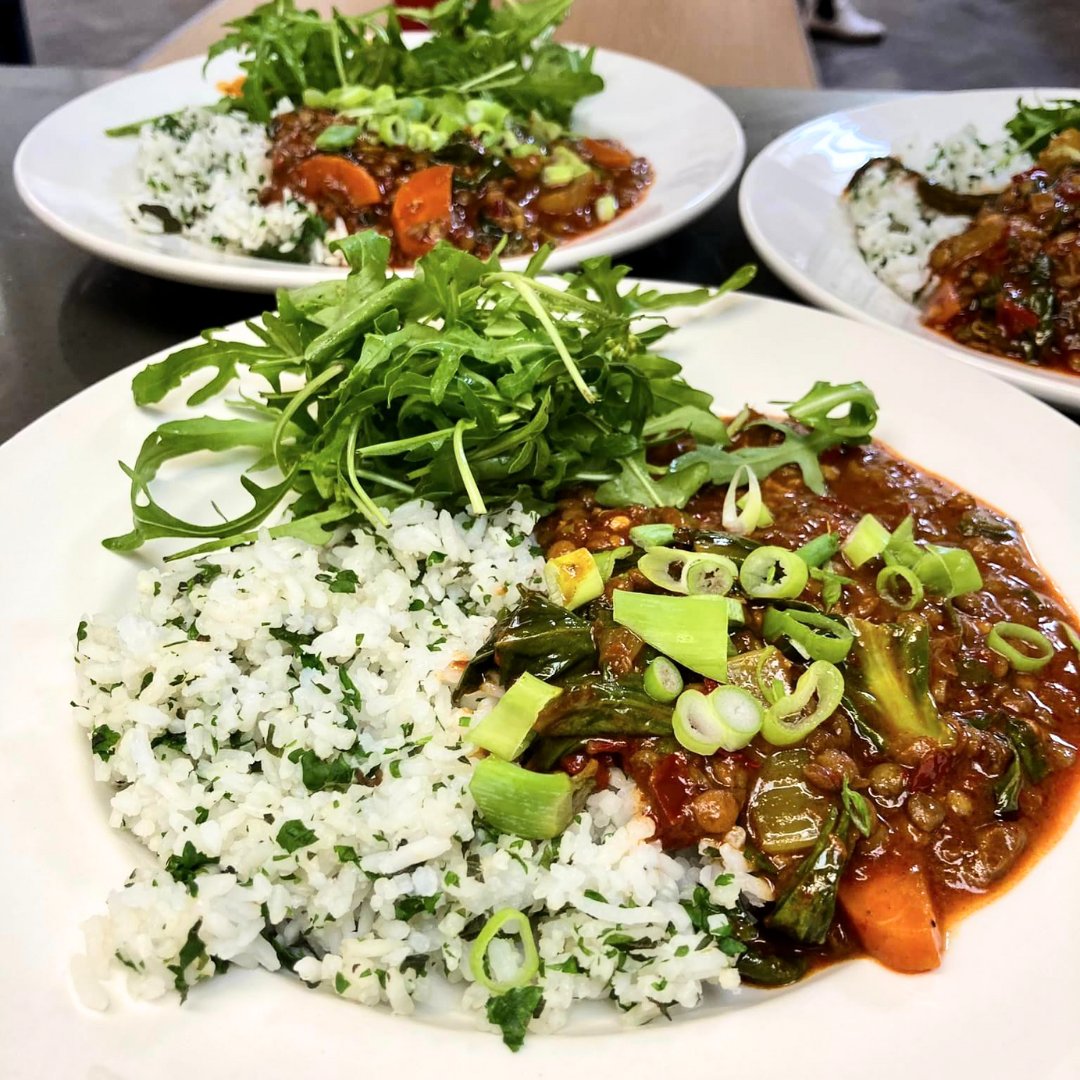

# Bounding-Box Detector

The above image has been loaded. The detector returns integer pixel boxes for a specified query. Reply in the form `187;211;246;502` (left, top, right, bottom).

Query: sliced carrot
294;155;381;209
839;856;943;974
391;165;454;259
580;137;634;171
216;75;247;99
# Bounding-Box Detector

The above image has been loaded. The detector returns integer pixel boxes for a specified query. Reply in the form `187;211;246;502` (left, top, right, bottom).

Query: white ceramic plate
738;88;1080;410
12;46;744;292
3;293;1080;1080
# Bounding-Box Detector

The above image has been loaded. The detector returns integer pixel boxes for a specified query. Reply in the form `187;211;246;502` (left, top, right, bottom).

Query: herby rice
73;501;770;1039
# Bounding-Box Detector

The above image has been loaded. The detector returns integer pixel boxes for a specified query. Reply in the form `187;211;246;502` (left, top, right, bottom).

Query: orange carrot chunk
294;155;381;209
392;165;454;259
839;857;944;974
580;137;634;170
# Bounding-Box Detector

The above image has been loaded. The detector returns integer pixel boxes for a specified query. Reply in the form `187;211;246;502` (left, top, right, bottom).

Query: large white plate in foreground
2;294;1080;1079
738;88;1080;410
13;46;744;291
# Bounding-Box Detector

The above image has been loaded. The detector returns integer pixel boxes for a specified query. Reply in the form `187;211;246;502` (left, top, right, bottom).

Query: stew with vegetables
263;107;652;267
460;404;1080;984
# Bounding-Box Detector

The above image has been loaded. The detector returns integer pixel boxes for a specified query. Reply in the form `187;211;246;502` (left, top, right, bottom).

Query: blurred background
4;0;1076;88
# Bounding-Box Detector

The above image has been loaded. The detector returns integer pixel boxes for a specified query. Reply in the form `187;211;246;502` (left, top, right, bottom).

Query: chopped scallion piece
629;523;676;549
707;685;764;750
672;689;723;755
841;514;890;568
315;123;362;150
722;464;763;536
544;548;604;610
469;758;573;839
1064;623;1080;656
686;554;738;596
612;590;729;680
594;194;617;223
739;546;809;601
467;673;562;760
987;622;1054;673
796;533;840;569
760;661;845;746
762;607;854;663
593;545;632;582
876;564;924;611
643;656;684;703
882;516;921;569
637;546;697;593
914;546;983;599
469;908;540;993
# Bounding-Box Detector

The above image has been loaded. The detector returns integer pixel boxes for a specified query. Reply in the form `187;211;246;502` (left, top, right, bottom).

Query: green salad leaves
106;238;754;556
1005;97;1080;156
206;0;601;126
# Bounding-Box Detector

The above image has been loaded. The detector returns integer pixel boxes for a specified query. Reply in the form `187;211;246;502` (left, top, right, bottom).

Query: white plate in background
739;88;1080;410
13;46;744;291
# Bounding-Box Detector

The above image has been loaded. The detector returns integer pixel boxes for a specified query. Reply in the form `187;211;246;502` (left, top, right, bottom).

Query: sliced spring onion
593;545;632;582
594;194;617;223
760;660;845;747
722;465;763;536
314;123;361;150
643;656;684;703
796;533;840;569
882;515;921;569
468;908;539;993
762;607;854;663
876;564;924;610
1064;623;1080;656
612;590;729;680
629;523;676;549
685;553;739;596
469;757;573;839
738;490;774;528
841;514;890;568
708;685;765;750
726;596;747;626
672;689;723;755
914;546;983;599
739;546;809;601
637;546;697;593
544;548;604;610
467;673;562;761
987;622;1055;673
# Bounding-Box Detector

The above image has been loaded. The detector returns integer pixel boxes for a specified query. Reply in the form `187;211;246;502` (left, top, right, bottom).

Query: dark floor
19;0;1080;88
813;0;1079;90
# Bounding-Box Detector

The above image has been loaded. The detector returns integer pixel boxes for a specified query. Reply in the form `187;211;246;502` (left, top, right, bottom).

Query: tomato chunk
839;855;943;973
391;165;454;259
293;155;381;209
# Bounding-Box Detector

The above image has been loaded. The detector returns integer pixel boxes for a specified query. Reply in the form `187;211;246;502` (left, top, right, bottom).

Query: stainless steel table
0;68;912;444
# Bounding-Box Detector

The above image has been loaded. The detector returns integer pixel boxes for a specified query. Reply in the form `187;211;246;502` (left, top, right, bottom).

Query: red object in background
395;0;438;31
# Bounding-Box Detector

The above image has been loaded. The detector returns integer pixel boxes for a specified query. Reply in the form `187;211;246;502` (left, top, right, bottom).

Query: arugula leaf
91;725;120;761
107;244;731;554
1005;97;1080;155
485;985;544;1052
288;748;361;792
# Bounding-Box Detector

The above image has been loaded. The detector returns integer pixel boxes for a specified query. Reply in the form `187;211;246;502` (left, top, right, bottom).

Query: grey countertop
0;67;898;444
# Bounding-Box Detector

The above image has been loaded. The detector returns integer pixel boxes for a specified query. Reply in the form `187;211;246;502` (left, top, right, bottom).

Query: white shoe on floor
807;0;886;42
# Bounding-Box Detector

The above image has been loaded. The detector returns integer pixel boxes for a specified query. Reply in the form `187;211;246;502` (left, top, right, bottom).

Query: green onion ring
707;685;764;750
915;546;983;599
841;514;890;569
672;689;723;755
629;523;676;549
739;545;809;600
685;553;739;596
760;660;845;747
469;908;540;993
987;622;1055;673
1064;623;1080;656
875;565;924;611
643;656;684;703
762;607;854;663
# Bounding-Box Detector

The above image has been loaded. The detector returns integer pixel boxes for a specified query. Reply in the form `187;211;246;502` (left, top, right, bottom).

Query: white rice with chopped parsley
72;501;771;1039
129;106;345;263
844;124;1028;303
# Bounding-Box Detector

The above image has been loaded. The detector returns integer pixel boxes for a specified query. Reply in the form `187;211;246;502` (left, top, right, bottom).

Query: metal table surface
1;68;1067;444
